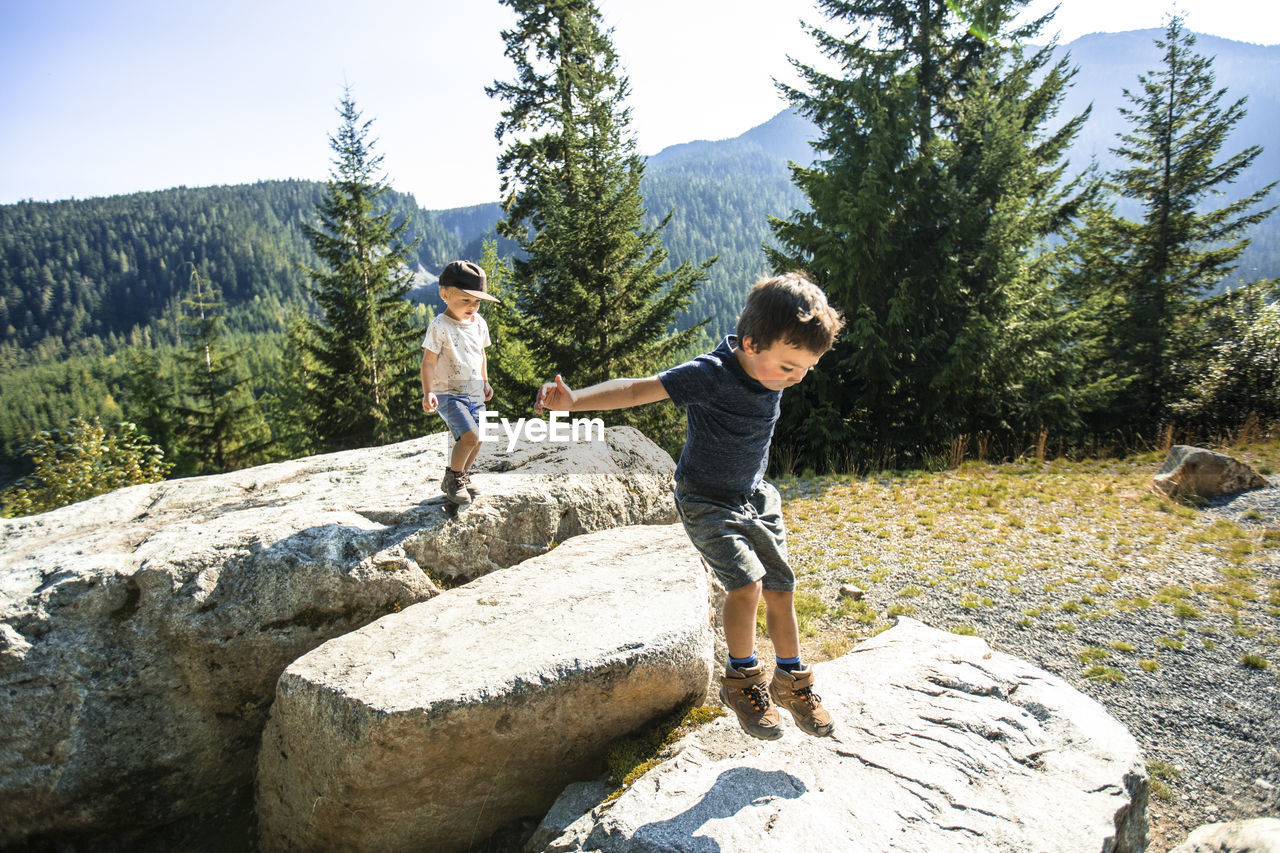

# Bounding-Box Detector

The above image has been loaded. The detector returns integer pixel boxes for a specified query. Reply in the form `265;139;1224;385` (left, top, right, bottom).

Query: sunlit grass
779;438;1279;672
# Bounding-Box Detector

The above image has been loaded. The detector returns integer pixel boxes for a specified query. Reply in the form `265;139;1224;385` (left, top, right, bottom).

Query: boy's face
439;285;484;322
737;337;824;390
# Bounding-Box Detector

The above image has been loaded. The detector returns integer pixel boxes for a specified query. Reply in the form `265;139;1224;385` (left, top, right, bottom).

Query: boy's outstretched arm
535;374;669;414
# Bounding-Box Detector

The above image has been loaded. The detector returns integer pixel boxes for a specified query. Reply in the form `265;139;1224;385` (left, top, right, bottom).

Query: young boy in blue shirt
535;272;845;739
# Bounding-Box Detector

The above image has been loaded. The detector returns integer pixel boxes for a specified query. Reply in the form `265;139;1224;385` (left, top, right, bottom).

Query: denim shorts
435;394;485;440
673;481;794;592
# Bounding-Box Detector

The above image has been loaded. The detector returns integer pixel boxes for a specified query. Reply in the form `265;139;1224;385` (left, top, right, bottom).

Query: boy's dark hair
736;272;844;354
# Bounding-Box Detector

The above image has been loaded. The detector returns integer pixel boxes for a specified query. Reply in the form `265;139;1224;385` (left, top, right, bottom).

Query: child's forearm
420;354;436;394
563;377;668;411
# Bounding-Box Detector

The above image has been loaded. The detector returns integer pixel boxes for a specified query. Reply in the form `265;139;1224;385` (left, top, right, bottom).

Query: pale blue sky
2;0;1276;210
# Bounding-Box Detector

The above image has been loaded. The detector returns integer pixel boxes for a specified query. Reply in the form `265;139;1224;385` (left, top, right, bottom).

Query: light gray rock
1170;818;1280;853
526;779;615;853
1153;445;1269;499
0;427;675;845
255;524;713;853
546;617;1148;853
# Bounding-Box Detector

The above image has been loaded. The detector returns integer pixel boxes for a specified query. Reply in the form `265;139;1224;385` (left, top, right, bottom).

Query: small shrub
1082;665;1125;683
1240;653;1269;670
1139;659;1160;672
950;624;978;636
1110;640;1136;653
1078;646;1111;663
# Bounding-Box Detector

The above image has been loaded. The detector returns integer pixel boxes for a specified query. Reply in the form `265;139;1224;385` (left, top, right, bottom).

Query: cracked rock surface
544;618;1147;853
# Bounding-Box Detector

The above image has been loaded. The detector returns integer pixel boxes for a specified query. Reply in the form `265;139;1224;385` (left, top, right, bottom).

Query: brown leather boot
770;666;834;737
441;468;471;506
458;470;480;499
719;663;783;740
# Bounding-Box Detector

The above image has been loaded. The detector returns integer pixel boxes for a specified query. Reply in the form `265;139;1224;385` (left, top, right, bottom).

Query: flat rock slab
0;427;675;845
547;617;1148;853
256;524;714;853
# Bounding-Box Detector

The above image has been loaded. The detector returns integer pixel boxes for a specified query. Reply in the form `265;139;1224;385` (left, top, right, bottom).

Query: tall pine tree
769;0;1092;470
171;266;270;474
1076;15;1276;433
298;90;424;450
487;0;713;403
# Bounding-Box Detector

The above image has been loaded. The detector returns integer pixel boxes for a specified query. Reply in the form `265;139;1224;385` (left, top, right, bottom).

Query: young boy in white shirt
420;260;498;505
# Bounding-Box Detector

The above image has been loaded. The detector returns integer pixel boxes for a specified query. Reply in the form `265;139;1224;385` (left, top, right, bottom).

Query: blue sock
776;655;803;673
728;652;758;671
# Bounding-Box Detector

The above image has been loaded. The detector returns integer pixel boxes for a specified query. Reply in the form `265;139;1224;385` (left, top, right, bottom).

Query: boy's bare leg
763;589;834;736
723;581;763;659
761;589;800;660
450;430;479;472
462;439;482;472
719;580;783;740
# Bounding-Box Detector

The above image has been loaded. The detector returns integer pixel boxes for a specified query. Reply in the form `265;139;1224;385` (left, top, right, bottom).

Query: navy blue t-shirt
658;335;781;501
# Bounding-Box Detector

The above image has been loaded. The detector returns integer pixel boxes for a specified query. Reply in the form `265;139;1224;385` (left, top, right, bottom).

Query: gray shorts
673;481;794;593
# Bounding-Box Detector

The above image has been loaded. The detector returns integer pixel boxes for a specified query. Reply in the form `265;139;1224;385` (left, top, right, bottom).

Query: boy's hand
483;380;493;402
534;375;574;414
422;392;438;414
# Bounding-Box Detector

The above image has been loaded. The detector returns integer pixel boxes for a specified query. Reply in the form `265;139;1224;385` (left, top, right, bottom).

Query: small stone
838;584;865;600
1256;778;1275;790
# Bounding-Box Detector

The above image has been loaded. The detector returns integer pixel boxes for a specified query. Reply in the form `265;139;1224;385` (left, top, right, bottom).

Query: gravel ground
778;452;1280;853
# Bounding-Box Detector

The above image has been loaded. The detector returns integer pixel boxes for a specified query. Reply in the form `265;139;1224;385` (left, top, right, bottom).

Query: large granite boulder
256;524;713;853
544;618;1148;853
0;427;675;845
1170;818;1280;853
1153;445;1270;499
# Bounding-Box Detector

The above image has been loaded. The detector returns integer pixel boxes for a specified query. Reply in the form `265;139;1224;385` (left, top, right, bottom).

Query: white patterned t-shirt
422;312;491;399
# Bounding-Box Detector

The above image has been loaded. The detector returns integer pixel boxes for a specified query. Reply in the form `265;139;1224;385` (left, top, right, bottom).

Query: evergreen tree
171;266;270;474
768;0;1092;471
1079;16;1276;432
298;90;425;450
476;240;540;416
122;347;178;464
487;0;713;407
1173;282;1280;433
266;308;321;460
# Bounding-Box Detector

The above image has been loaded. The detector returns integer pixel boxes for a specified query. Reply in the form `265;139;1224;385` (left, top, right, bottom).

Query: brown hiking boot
441;468;471;506
458;470;480;499
770;666;834;737
719;663;783;740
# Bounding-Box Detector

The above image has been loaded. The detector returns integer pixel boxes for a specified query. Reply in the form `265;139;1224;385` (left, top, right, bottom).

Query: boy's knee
456;430;481;448
726;580;763;600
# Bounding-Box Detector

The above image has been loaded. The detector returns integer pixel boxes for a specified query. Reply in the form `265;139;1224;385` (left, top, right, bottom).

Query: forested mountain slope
0;181;463;359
